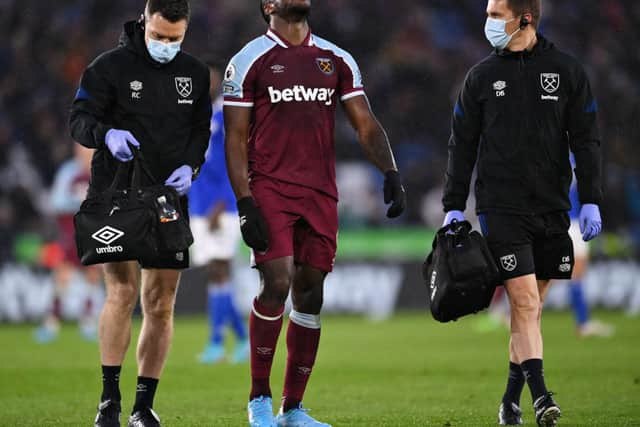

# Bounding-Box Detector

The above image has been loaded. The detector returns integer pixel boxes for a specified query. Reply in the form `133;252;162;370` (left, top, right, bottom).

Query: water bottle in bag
157;196;179;223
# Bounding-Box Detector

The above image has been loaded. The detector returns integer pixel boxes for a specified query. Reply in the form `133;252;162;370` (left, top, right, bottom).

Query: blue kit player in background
189;60;249;364
565;154;614;338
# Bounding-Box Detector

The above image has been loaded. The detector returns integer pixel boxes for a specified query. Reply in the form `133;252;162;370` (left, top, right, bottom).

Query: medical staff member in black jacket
442;1;602;426
69;1;210;426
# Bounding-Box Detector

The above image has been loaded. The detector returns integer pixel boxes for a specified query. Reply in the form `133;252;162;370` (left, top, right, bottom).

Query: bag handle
437;220;472;238
130;148;158;189
104;144;158;193
437;220;473;251
107;162;131;192
428;220;472;261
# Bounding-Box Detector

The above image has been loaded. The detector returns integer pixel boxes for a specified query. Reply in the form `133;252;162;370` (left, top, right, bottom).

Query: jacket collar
494;33;554;58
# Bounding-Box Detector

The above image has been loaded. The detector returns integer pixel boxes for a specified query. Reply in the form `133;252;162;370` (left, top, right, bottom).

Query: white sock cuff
252;304;284;322
289;310;321;329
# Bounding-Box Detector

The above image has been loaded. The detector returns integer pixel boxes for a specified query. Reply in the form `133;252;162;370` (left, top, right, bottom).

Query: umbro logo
493;80;507;91
493;80;507;97
256;347;272;356
130;80;143;100
297;366;312;375
271;64;286;74
92;226;125;245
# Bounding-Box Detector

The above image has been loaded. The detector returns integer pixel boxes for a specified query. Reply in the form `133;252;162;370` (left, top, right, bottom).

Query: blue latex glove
165;165;193;196
443;210;465;227
579;204;602;241
105;129;140;162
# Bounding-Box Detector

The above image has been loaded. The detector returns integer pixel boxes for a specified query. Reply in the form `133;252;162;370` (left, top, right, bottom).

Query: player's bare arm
223;106;252;200
344;95;406;218
344;95;397;173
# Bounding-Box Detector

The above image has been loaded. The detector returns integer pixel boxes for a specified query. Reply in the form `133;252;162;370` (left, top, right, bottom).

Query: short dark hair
146;0;191;23
507;0;541;27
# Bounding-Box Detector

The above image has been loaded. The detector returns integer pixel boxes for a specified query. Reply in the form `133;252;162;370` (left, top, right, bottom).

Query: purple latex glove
165;165;193;196
443;210;465;227
105;129;140;162
579;204;602;241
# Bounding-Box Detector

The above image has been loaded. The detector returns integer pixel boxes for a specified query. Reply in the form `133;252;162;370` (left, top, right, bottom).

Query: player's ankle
281;397;301;413
250;378;272;401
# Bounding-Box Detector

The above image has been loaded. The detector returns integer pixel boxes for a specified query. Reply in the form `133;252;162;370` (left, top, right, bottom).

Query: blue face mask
484;17;521;50
146;38;182;64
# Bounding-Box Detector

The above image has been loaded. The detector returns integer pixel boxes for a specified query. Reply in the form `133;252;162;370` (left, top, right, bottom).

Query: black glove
383;170;406;218
237;197;269;253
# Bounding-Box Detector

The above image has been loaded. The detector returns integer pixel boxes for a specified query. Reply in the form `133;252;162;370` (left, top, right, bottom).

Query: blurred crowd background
0;0;639;317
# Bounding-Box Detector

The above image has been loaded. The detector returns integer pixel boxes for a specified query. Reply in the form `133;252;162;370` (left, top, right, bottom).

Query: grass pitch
0;312;638;426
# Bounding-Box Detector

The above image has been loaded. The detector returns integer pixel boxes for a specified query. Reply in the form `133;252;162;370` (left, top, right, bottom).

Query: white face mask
484;17;521;50
146;38;182;64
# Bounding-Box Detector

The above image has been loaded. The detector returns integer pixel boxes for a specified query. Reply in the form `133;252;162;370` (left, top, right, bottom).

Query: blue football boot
275;404;331;427
248;396;276;427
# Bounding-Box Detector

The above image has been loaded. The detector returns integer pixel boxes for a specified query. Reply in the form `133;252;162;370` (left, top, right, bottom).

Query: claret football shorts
250;177;338;273
478;212;575;282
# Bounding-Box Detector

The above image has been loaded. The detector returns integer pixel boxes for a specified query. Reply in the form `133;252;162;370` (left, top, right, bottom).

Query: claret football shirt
223;28;365;199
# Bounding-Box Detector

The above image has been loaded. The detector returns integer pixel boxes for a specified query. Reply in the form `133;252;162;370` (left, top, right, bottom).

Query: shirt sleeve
222;51;257;108
442;69;483;212
567;62;603;206
337;50;366;102
68;54;116;149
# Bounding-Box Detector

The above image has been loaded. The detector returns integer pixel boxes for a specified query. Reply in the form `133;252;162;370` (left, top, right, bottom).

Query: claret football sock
250;298;285;400
521;358;549;402
502;361;525;406
282;310;321;413
132;376;159;413
100;365;121;402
